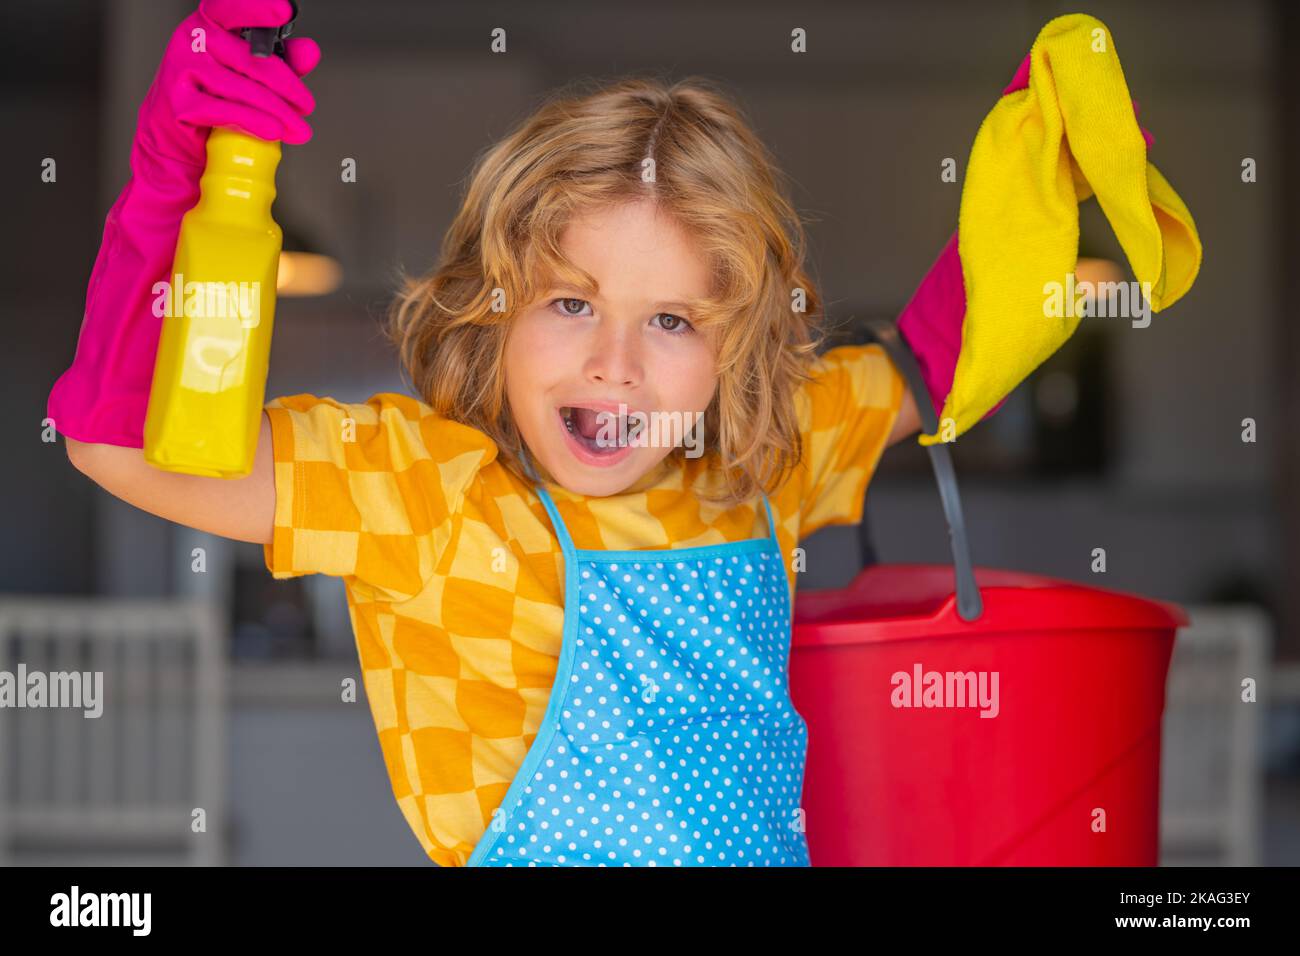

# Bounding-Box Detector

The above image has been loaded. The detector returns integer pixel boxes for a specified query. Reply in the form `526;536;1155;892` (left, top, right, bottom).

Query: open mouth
558;405;646;457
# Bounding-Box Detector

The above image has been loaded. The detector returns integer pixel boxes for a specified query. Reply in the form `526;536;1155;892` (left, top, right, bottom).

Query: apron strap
760;494;778;543
533;484;577;560
522;447;578;557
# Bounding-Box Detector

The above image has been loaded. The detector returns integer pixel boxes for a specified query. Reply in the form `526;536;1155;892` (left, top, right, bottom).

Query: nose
582;315;642;387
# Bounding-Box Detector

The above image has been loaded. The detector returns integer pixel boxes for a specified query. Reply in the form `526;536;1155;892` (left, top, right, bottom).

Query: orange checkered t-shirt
263;344;904;865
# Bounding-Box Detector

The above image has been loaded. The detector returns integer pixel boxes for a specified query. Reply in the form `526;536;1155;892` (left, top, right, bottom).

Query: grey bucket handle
859;318;983;622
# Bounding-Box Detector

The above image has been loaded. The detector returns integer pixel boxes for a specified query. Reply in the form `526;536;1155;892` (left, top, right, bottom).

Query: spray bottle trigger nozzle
240;0;298;59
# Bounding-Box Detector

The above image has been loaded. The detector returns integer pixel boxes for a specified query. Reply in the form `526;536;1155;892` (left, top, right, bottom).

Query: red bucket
791;563;1184;866
790;319;1187;866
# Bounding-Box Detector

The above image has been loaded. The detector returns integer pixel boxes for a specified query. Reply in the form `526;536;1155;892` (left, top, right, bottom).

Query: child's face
505;199;718;497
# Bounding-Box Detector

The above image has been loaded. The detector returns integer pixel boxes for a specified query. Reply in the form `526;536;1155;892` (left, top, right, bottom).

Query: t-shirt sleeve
793;343;906;538
261;391;497;601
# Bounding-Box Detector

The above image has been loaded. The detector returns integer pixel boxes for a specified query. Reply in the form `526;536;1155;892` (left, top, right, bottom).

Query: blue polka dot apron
468;482;811;867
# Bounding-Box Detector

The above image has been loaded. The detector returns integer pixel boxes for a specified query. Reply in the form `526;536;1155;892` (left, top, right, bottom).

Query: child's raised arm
66;415;275;545
885;385;922;447
47;0;318;543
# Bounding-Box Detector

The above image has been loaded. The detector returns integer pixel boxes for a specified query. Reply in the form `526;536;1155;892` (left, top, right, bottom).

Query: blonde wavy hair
386;75;829;505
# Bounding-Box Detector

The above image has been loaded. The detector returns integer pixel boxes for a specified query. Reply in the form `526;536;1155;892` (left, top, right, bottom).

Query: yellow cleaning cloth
921;12;1203;446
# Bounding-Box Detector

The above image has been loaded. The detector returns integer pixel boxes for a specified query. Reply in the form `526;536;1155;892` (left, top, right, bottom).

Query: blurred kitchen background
1;0;1296;865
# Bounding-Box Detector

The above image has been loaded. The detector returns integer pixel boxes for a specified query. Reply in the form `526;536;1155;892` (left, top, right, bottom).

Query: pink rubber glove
47;0;320;447
897;52;1154;423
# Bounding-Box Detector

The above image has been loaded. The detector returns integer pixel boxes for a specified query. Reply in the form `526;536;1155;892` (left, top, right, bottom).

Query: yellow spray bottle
143;8;297;479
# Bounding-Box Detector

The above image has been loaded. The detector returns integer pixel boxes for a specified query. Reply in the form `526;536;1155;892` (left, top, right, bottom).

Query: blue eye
553;297;592;317
654;313;694;336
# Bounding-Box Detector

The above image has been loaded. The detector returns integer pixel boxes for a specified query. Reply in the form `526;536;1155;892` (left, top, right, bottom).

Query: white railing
0;598;226;866
1159;604;1270;867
